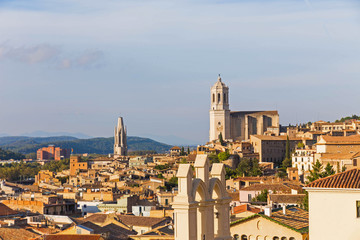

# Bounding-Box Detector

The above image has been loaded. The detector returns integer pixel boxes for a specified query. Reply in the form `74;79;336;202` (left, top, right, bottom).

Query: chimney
264;206;272;217
282;205;286;215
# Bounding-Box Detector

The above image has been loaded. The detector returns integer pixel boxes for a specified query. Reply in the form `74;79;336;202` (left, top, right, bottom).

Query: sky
0;0;360;144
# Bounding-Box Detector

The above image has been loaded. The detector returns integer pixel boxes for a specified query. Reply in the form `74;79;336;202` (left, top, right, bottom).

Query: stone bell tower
209;75;230;142
114;117;127;156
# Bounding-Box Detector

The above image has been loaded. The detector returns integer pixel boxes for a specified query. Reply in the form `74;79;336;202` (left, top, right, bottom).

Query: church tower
209;75;230;142
114;117;127;156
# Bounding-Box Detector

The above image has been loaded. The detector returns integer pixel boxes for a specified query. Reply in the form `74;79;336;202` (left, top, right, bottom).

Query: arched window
289;237;295;240
233;235;239;240
241;235;247;240
281;237;287;240
224;93;226;103
273;237;279;240
213;94;215;103
218;93;221;103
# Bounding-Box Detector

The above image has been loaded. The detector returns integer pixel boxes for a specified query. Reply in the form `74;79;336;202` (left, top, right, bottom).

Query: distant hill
0;136;172;155
0;148;25;160
20;131;92;139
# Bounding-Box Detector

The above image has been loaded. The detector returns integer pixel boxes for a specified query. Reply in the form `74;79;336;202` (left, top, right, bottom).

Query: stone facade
209;76;279;142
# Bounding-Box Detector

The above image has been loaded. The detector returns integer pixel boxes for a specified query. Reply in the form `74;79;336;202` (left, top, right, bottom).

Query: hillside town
0;77;359;239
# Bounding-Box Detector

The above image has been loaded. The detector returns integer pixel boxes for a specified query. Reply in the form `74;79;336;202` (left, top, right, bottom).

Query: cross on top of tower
218;74;221;82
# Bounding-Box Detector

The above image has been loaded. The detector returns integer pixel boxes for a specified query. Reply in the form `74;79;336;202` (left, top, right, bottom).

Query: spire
218;74;221;82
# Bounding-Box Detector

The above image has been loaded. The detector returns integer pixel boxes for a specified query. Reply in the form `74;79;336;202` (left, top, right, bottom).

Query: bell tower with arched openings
172;154;232;240
209;74;231;142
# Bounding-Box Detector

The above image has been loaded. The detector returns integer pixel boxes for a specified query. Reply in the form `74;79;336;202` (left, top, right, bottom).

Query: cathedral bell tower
209;75;230;142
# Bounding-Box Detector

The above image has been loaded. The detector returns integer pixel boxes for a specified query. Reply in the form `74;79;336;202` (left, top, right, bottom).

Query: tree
297;142;305;149
341;165;347;172
187;147;190;155
307;160;324;183
323;163;335;177
301;191;309;211
252;189;268;202
218;151;230;162
218;132;224;146
208;154;219;164
236;158;262;177
180;147;185;156
285;136;291;160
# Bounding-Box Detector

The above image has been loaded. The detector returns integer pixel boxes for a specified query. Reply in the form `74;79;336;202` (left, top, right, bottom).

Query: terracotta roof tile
232;204;260;214
306;168;360;189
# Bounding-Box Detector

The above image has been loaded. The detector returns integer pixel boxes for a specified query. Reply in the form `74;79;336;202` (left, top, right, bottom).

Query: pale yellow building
305;168;360;240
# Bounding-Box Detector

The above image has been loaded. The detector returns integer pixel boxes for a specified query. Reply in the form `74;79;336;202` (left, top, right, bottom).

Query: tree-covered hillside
0;148;25;160
335;114;360;122
0;136;172;155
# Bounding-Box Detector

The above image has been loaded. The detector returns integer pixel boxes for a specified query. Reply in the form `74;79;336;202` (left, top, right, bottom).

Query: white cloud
0;44;59;64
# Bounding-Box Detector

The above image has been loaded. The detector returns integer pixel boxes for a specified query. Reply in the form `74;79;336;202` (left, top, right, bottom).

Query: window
241;235;247;240
218;93;221;103
212;94;215;103
165;199;169;206
356;201;360;218
354;159;357;167
248;194;252;202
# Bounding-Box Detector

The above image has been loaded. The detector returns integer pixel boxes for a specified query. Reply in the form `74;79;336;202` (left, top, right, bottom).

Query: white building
77;201;101;216
305;168;360;239
292;148;316;175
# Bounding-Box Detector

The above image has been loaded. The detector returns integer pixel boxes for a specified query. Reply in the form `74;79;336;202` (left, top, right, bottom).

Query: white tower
114;117;127;156
209;75;230;142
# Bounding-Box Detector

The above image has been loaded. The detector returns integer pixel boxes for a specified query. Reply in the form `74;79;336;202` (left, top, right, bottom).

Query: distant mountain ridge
0;136;172;154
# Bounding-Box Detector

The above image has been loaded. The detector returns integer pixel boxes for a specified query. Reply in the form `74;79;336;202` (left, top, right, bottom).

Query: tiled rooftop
306;168;360;189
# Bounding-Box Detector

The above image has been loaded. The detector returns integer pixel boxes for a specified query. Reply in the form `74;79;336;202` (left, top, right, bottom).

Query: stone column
173;202;198;240
214;198;232;240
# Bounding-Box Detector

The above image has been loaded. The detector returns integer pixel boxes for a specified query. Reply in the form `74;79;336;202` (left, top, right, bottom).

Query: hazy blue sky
0;0;360;144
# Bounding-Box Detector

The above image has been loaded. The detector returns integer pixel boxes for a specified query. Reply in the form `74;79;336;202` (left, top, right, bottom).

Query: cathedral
209;75;279;142
114;117;127;156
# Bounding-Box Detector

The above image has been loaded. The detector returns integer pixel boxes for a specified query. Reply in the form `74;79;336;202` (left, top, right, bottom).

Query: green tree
301;191;309;211
218;132;224;146
218;151;230;162
307;160;324;182
252;189;268;202
236;158;262;177
180;147;185;156
285;136;291;160
187;147;190;155
208;154;219;164
297;142;305;149
323;163;335;177
341;165;347;172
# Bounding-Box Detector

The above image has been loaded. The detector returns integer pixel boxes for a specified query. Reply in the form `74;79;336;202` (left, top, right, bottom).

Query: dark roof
38;235;103;240
230;111;278;116
241;183;291;192
269;194;306;204
0;227;39;240
143;224;174;236
80;221;136;240
306;168;360;189
118;215;168;227
0;203;19;216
